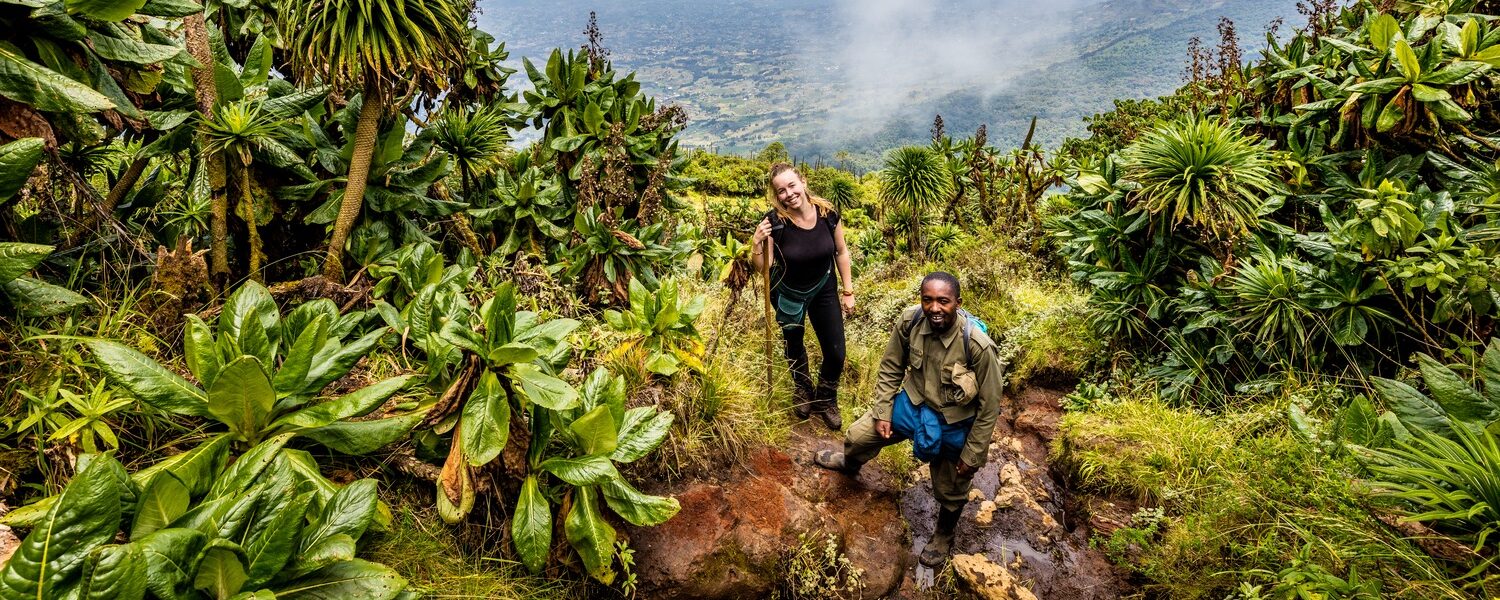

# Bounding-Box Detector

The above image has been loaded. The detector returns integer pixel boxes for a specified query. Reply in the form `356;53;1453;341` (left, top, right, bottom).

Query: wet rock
628;447;907;599
968;487;987;502
951;553;1039;600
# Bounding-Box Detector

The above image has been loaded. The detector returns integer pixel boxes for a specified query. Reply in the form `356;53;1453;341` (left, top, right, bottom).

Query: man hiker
814;271;1005;567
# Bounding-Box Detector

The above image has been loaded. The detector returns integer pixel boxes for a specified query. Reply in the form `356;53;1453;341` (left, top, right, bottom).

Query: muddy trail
627;386;1128;599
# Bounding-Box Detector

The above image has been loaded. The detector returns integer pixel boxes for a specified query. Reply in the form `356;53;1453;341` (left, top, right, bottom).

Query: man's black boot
918;506;963;567
813;450;862;475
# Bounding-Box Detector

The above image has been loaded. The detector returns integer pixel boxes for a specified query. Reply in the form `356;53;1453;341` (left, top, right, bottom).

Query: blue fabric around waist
888;389;971;463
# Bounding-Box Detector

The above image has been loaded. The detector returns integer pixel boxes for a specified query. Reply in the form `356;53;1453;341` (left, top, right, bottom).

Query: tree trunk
322;83;384;281
239;163;264;282
183;12;228;281
909;214;923;257
68;156;147;246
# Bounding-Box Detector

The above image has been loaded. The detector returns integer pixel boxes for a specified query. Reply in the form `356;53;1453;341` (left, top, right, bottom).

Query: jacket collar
917;311;964;348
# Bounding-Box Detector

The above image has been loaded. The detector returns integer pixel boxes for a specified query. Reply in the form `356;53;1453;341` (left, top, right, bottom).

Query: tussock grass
364;488;573;599
1055;392;1482;599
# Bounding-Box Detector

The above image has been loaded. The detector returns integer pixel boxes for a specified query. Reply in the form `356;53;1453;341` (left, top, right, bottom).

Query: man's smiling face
920;279;960;332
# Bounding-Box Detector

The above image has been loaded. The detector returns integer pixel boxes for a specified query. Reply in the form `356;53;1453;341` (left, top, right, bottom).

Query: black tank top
775;210;839;290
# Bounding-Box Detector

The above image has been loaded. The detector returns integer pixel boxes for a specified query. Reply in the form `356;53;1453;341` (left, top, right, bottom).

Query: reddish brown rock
628;447;907;599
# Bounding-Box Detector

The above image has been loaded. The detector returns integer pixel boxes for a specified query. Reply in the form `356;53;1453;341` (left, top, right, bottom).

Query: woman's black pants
776;281;846;409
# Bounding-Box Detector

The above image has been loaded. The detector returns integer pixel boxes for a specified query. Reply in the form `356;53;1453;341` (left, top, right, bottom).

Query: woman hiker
751;162;855;430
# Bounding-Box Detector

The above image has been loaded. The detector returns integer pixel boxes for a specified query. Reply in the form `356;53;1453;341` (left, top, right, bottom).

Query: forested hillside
0;0;1497;599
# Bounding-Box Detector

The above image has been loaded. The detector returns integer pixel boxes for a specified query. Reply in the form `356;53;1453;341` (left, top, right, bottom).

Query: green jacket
872;306;1006;468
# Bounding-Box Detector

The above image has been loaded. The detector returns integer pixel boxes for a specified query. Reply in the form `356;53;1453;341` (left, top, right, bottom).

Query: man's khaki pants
844;407;975;512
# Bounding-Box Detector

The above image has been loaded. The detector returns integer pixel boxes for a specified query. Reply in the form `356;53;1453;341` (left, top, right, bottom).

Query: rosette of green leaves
603;278;706;377
86;280;422;453
509;368;679;584
0;435;409;600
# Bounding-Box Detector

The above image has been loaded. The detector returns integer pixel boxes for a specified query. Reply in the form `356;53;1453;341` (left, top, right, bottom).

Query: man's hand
955;460;977;478
875;419;892;439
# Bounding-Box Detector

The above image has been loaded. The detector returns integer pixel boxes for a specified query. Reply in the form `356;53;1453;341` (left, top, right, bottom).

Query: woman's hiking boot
918;506;963;567
812;383;842;431
791;385;815;419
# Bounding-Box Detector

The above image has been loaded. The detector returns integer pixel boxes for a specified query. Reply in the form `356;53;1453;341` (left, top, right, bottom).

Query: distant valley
480;0;1300;167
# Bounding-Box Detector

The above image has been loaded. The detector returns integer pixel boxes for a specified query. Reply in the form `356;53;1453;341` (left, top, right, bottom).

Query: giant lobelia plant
85;280;422;453
418;283;678;583
0;435;410;599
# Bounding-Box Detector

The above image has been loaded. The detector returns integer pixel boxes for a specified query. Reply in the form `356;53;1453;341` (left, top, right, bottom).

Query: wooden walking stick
760;236;775;396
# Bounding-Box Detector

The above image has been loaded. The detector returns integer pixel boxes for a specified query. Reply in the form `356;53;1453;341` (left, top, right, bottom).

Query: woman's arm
751;218;773;274
833;222;855;313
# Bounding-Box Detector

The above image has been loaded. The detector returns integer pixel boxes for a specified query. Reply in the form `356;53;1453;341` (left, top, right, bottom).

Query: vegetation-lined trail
2;0;1500;598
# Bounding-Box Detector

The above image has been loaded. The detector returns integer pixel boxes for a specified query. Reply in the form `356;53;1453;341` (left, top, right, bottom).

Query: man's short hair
921;271;961;299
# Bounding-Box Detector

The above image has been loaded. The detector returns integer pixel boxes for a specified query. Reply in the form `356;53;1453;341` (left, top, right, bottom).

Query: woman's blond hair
767;162;834;222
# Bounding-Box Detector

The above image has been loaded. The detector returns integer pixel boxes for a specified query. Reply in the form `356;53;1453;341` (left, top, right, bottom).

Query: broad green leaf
139;528;207;599
601;477;679;526
77;543;146;600
487;343;539;366
207;433;293;501
511;363;579;410
138;0;200;16
66;0;146;20
569;405;617;456
612;407;673;463
1417;354;1495;424
643;352;680;376
0;45;112;113
239;35;270;87
273;559;406;600
131;472;190;540
512;476;550;574
460;371;510;467
272;450;339;507
1392;39;1420;81
564;486;616;584
483;284;517;348
299;412;424;456
86;339;209;416
1410;83;1449;102
1373;377;1455;438
131;434;231;497
220;281;278;348
0;138;44;204
1370;13;1399;52
298;479;377;559
1376;95;1405;132
1482;339;1500;407
0;242;52;284
3;276;88;317
1421;61;1488;85
184;315;223;388
241;490;312;589
88;32;180;64
274;315;329;398
194;543;248;599
582;102;604;134
301;328;387;397
0;454;123;599
1338;395;1379;446
209;356;276;441
290;534;354;577
539;455;619;486
272;375;413;432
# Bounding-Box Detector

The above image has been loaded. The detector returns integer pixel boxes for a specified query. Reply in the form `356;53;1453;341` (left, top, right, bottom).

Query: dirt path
790;386;1128;599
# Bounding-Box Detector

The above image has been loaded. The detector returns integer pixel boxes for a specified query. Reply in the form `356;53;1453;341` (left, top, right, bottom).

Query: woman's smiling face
772;169;806;211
